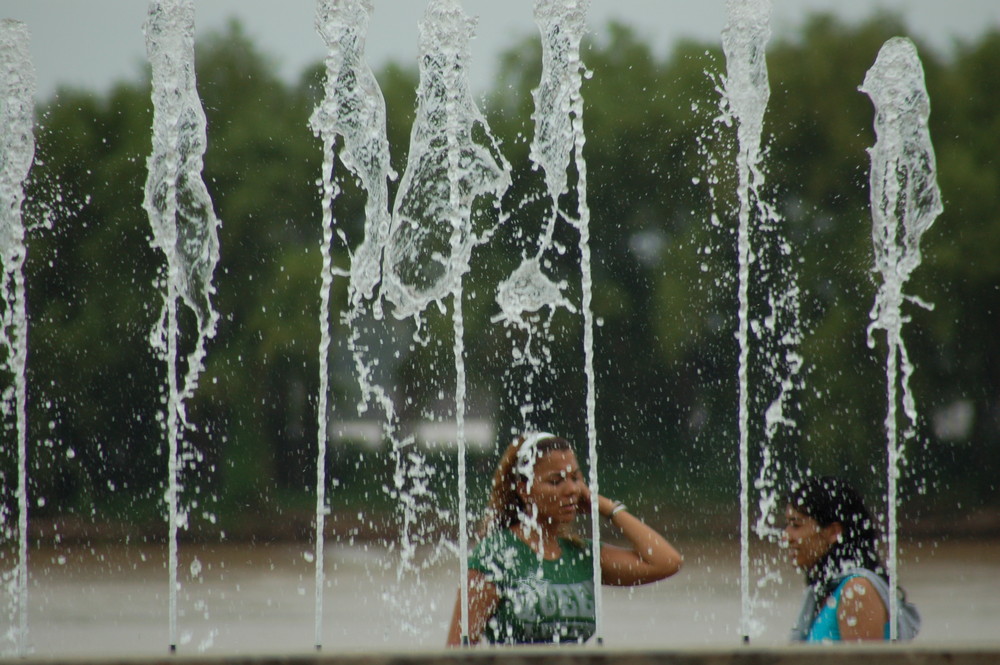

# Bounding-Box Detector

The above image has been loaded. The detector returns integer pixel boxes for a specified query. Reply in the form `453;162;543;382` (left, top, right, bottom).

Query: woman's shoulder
837;569;889;596
835;569;890;613
838;574;884;600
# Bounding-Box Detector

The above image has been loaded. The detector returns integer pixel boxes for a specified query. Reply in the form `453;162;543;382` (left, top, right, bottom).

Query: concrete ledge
9;646;1000;665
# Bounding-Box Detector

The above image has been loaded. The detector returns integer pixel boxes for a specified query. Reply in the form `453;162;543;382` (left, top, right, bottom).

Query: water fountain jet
0;17;35;658
142;0;221;651
0;0;961;653
310;0;395;648
860;35;942;640
719;0;773;642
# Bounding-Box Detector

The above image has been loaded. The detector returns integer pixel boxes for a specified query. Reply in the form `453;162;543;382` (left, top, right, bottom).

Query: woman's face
523;449;585;525
782;506;841;571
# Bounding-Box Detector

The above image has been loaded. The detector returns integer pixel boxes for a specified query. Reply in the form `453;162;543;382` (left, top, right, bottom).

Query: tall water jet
502;0;605;642
309;0;394;649
0;19;35;658
381;0;510;640
720;0;772;642
492;0;586;425
142;0;221;652
860;36;941;641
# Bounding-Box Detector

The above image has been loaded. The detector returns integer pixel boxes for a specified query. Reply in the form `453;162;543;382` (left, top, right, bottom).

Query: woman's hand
576;486;617;518
594;493;683;586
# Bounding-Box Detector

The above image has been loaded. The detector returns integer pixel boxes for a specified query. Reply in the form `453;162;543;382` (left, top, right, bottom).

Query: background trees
10;13;998;539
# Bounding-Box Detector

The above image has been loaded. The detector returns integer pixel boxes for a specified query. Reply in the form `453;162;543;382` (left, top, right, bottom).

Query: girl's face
782;506;841;571
524;449;585;525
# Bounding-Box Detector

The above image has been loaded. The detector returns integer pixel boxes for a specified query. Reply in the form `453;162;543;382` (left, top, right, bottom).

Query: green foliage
11;14;999;539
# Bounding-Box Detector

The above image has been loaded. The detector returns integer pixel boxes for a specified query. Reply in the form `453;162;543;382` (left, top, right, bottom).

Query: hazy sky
4;1;1000;99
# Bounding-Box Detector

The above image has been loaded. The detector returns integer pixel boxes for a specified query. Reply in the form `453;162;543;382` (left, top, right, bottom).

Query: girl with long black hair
784;475;919;642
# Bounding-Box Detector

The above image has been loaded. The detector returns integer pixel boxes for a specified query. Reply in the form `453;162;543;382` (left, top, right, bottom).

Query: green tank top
469;529;596;644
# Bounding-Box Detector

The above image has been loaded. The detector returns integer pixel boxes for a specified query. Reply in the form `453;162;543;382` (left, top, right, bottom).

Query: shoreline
18;506;1000;546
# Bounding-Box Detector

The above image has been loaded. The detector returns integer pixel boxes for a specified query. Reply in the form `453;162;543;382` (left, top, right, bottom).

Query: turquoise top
806;576;890;642
469;529;595;644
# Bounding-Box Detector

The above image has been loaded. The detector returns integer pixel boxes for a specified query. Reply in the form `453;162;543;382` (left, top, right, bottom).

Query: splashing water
749;269;803;631
378;0;510;640
516;0;605;642
721;0;772;642
0;0;958;652
309;0;395;648
142;0;221;652
492;0;586;411
312;0;395;311
494;257;576;328
860;36;942;641
0;19;35;658
747;9;803;626
382;1;510;321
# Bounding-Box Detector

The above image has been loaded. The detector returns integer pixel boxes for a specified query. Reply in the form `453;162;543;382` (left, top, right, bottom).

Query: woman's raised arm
585;491;683;586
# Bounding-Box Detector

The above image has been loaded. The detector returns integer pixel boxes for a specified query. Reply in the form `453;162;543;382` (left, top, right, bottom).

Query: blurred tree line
5;12;998;541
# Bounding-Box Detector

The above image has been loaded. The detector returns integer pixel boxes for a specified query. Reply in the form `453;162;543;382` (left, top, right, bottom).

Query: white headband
515;431;556;494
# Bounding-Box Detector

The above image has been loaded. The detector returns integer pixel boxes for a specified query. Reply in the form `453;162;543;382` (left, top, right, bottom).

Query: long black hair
787;476;887;606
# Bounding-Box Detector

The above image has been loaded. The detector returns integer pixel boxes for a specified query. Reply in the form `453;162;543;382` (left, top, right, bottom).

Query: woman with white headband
446;432;682;645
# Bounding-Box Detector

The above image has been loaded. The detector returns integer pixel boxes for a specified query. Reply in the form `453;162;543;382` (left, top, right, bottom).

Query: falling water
493;0;575;412
309;0;393;648
492;0;585;398
2;1;952;652
860;36;942;641
720;0;772;642
380;0;510;640
382;3;510;319
142;0;221;652
0;19;35;658
520;0;605;643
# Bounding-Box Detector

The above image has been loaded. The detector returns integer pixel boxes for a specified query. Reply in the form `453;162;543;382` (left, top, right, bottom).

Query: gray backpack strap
789;588;817;642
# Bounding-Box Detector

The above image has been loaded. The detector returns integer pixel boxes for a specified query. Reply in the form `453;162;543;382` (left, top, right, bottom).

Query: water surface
21;538;1000;654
